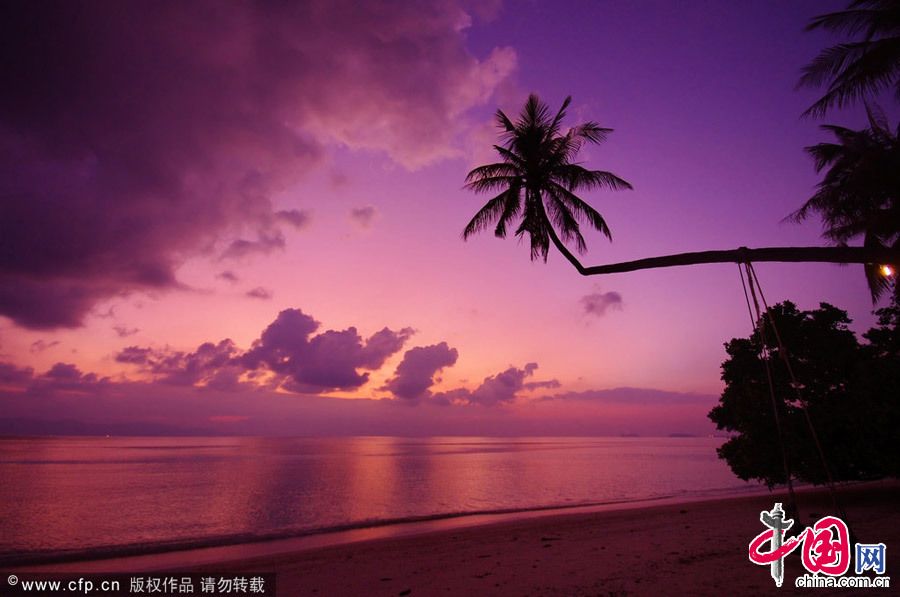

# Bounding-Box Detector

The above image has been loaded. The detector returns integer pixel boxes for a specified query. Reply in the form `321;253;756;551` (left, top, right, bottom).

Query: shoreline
10;480;897;595
7;483;772;571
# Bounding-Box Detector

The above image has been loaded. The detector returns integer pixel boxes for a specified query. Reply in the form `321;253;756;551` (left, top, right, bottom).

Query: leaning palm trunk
535;196;900;275
545;236;900;276
465;94;899;298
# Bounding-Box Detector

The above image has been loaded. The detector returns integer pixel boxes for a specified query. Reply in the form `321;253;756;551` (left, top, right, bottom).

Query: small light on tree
881;265;895;278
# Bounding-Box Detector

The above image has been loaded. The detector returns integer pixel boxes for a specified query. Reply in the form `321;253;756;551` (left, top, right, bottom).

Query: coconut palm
463;96;900;301
799;0;900;117
463;94;632;265
789;105;900;298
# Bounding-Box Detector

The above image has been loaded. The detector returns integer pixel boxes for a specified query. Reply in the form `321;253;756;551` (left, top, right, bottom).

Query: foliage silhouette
463;94;631;262
788;105;900;300
708;299;899;487
799;0;900;117
464;95;899;282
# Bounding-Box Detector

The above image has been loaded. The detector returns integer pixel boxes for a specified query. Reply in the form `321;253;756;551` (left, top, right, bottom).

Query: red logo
749;503;851;586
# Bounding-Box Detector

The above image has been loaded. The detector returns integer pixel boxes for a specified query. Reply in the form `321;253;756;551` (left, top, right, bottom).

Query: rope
745;263;852;532
738;263;798;518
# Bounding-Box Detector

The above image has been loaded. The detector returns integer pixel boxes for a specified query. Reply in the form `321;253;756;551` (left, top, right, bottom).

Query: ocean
0;436;757;565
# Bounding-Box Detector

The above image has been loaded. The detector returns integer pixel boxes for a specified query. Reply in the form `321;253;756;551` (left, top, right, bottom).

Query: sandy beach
14;481;897;596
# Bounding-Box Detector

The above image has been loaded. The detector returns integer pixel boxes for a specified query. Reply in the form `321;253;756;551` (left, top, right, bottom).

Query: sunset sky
0;0;890;436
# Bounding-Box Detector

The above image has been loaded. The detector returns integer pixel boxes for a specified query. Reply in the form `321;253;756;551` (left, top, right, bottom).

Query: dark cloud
467;363;539;405
581;289;623;318
242;310;415;393
0;280;116;329
349;206;378;228
115;308;414;394
382;348;556;407
217;271;239;283
116;340;242;389
437;362;558;406
113;325;140;338
0;361;34;385
0;1;514;329
361;327;417;369
30;339;60;353
29;362;108;393
115;346;153;365
221;231;286;261
276;209;311;230
44;363;87;381
382;343;459;401
523;379;561;391
245;287;273;300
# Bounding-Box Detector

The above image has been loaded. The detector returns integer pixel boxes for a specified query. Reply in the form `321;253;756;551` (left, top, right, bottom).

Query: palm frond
800;29;900;117
494;183;522;238
464;162;519;184
462;94;631;263
521;94;551;130
805;8;886;37
554;164;633;192
864;101;892;135
799;42;868;89
549;182;613;240
491;144;526;168
464;175;520;193
495;109;516;133
463;190;512;239
547;96;572;139
788;113;900;302
570;122;613;145
545;193;587;253
516;191;551;261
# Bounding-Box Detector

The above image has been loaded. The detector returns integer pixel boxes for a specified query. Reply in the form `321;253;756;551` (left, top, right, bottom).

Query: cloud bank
0;297;719;436
0;0;516;329
114;308;416;394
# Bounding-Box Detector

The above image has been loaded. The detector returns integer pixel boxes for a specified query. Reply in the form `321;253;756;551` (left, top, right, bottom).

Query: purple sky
0;0;890;436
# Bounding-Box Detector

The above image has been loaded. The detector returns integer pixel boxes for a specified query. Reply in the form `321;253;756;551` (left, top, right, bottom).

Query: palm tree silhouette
463;95;900;297
788;105;900;299
799;0;900;117
463;94;631;263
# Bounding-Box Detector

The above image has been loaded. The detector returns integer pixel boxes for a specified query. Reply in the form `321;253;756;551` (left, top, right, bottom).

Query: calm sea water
0;436;755;564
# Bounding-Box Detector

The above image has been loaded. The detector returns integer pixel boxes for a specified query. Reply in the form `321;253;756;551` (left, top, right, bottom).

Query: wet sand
14;481;898;596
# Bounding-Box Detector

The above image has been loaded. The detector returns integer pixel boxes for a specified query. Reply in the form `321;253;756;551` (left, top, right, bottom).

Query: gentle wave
1;483;763;567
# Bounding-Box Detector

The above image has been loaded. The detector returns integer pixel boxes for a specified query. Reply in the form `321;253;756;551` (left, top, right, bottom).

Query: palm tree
463;94;632;265
799;0;900;117
463;95;900;298
788;105;900;299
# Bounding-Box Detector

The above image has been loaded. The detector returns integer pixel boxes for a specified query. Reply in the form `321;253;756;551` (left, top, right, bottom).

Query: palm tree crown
789;105;900;298
463;94;631;263
799;0;900;117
